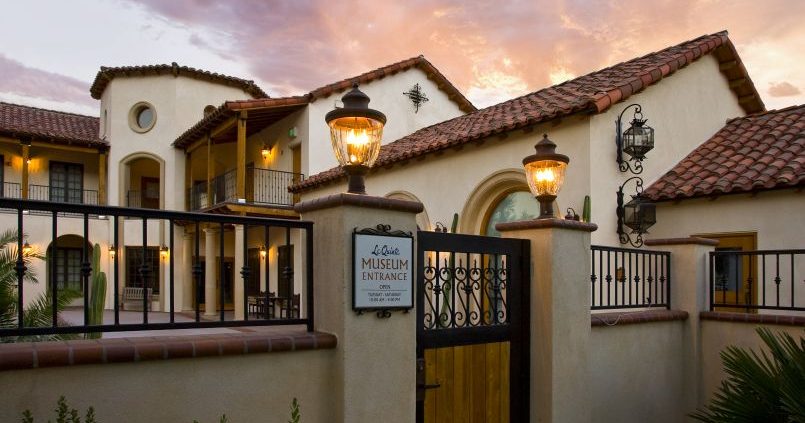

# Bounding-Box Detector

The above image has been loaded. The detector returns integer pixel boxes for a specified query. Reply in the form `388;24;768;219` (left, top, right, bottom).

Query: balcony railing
29;184;98;205
0;197;314;338
710;249;805;312
590;245;671;310
1;182;21;198
188;168;304;211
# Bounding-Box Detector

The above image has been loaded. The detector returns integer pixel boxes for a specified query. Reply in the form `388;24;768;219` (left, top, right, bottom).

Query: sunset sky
0;0;802;116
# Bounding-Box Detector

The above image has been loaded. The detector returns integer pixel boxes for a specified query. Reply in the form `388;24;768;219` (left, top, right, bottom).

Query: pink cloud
0;55;95;109
768;81;801;97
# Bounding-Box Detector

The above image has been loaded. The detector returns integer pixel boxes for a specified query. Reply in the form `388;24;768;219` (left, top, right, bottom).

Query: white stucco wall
588;54;746;246
305;67;466;175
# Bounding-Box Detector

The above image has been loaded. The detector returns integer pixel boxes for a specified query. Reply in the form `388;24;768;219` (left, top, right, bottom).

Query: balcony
189;167;304;211
25;184;99;205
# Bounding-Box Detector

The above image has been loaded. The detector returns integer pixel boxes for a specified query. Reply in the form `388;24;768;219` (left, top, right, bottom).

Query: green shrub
21;396;96;423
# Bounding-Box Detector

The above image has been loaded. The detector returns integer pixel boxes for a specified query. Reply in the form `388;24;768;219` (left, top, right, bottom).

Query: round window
129;102;156;133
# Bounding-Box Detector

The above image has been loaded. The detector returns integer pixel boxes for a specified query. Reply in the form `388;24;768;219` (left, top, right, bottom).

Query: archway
120;152;164;209
385;190;432;231
46;235;93;293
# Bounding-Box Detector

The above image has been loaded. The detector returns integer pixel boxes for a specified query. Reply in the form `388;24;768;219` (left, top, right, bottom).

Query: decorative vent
403;83;429;113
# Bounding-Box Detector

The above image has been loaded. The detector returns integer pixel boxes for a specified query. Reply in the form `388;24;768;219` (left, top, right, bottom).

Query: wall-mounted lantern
522;134;569;219
616;104;654;174
259;245;267;259
616;176;656;247
261;144;271;159
160;245;169;259
325;83;386;195
22;242;32;255
108;245;117;259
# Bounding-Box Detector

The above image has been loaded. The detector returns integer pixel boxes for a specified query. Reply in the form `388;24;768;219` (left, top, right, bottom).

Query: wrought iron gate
416;231;530;422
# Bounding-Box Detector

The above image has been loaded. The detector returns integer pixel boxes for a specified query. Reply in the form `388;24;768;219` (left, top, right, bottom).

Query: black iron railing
188;168;304;211
710;249;804;312
29;185;98;205
590;245;671;310
0;198;314;338
2;182;21;198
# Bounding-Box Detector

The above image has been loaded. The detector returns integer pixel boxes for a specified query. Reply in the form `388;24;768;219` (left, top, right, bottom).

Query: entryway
416;231;530;422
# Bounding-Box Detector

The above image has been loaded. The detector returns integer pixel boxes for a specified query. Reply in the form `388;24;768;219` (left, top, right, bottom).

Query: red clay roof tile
645;104;805;201
292;31;764;193
0;102;104;148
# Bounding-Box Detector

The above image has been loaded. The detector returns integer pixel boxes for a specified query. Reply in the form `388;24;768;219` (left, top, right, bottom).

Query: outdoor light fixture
522;134;569;219
325;83;386;195
616;104;655;174
259;245;267;259
160;245;169;258
261;144;271;159
108;245;116;259
22;242;32;255
616;176;657;248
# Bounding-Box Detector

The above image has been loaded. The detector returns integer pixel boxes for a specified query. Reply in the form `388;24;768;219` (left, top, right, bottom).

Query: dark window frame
125;246;160;294
49;161;84;204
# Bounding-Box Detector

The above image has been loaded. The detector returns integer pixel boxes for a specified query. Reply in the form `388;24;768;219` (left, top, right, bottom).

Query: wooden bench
122;287;153;311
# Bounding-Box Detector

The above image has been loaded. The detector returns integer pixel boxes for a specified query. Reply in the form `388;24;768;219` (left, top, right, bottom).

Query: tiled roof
173;55;475;148
291;31;765;193
0;102;105;148
645;105;804;201
308;55;476;114
90;62;268;99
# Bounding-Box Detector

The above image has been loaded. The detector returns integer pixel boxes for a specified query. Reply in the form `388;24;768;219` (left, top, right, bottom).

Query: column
206;133;213;208
21;142;30;199
497;218;596;423
295;193;422;423
236;112;247;201
182;231;194;311
234;224;245;320
644;237;717;412
204;227;218;316
99;151;107;205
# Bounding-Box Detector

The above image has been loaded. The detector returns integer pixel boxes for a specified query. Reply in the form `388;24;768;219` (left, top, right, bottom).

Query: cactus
86;244;107;339
582;195;591;223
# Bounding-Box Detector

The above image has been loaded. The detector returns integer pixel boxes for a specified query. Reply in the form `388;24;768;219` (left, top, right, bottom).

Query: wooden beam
185;137;208;155
236;112;247;200
185;151;192;210
0;137;101;154
227;204;300;219
99;152;107;205
21;143;29;199
210;116;238;139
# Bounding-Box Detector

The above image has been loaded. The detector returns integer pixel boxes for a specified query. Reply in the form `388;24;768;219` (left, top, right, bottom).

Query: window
54;247;83;292
128;102;156;133
49;162;83;204
483;191;540;237
125;247;160;294
247;248;261;296
277;245;294;298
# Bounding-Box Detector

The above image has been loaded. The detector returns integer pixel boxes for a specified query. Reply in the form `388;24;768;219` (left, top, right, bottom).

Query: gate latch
416;358;441;401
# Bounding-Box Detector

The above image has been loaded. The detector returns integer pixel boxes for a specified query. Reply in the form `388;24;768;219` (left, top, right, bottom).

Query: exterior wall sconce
261;144;271;159
108;245;117;259
22;242;32;255
616;176;657;248
325;83;386;195
522;134;569;219
616;104;654;174
259;245;267;259
160;245;169;259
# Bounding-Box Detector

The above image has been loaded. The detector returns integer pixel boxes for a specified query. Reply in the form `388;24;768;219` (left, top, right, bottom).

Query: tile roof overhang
290;31;765;194
644;104;804;202
172;97;310;148
90;62;268;100
173;55;474;149
0;102;106;149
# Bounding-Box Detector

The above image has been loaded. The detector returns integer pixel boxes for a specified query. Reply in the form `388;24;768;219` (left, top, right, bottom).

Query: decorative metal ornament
403;83;429;113
615;104;655;174
616;176;657;248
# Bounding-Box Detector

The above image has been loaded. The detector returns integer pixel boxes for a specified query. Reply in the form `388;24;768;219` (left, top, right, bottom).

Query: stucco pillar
233;225;245;320
204;227;218;316
644;237;717;412
182;232;194;311
295;193;423;423
497;218;596;423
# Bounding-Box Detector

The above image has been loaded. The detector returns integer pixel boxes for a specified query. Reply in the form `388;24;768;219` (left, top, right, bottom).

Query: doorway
195;258;236;311
699;232;757;312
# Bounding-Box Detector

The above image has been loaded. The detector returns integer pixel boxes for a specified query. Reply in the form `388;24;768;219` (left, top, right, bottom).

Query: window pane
125;247;160;294
484;191;539;237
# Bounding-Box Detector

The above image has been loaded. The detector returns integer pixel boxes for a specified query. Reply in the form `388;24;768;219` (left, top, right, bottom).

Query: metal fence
188;168;304;211
29;185;98;205
0;198;314;338
590;245;671;310
2;182;21;198
709;249;805;312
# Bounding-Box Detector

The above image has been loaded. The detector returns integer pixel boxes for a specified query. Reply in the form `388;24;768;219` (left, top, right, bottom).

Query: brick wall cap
294;193;424;214
496;218;598;233
645;237;719;246
591;309;689;327
701;311;805;327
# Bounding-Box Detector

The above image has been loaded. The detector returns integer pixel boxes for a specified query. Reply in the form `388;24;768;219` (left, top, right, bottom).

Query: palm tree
0;229;78;342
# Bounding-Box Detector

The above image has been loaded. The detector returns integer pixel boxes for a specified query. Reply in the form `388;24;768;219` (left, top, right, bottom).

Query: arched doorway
121;153;163;209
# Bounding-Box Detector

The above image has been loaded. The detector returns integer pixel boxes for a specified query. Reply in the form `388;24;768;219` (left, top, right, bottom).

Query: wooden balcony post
206;133;213;208
20;141;30;199
98;151;107;205
236;111;247;201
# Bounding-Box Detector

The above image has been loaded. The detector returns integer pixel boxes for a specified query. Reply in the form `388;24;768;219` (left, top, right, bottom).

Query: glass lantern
622;115;655;161
522;134;569;218
623;196;656;233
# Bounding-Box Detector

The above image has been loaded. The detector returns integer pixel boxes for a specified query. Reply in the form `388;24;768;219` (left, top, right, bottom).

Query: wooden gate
416;231;530;422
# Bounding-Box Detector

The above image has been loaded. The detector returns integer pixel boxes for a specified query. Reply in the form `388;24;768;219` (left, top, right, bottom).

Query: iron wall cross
403;83;429;113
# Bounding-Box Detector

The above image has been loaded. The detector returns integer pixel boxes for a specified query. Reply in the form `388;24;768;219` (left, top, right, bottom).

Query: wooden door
291;146;301;203
423;342;510;423
700;232;757;312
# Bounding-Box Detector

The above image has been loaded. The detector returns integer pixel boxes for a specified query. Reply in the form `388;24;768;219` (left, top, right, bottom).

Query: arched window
483;191;539;237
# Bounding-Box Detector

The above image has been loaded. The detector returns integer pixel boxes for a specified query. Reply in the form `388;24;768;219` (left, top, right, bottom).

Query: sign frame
352;224;415;315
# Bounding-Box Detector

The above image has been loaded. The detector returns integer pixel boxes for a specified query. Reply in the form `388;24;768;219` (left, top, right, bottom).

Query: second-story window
49;162;83;204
